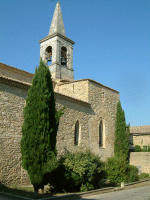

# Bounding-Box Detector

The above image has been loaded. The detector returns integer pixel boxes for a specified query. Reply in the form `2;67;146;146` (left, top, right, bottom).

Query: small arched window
61;46;67;66
45;46;52;65
99;120;103;147
74;120;79;145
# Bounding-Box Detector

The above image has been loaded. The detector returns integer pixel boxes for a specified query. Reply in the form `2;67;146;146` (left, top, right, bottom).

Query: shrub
148;144;150;152
139;173;149;180
48;150;105;192
126;165;139;183
105;155;128;184
134;145;142;152
105;156;139;184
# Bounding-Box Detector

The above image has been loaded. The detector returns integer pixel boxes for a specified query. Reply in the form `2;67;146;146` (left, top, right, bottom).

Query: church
0;2;120;186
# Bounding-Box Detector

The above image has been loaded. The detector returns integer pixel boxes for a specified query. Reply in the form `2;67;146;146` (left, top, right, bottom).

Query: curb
0;179;150;200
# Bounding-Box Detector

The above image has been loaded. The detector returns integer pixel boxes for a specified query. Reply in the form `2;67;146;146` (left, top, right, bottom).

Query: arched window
61;46;67;66
45;46;52;65
99;120;103;147
74;120;79;145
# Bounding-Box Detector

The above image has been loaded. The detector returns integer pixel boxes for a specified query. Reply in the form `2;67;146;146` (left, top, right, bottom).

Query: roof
49;1;66;36
39;1;75;44
130;125;150;134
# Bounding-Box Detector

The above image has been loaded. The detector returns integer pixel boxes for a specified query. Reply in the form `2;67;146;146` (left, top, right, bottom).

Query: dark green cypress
114;101;130;159
20;59;62;193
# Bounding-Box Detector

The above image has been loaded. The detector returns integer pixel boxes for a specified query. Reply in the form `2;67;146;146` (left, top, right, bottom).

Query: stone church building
0;2;120;186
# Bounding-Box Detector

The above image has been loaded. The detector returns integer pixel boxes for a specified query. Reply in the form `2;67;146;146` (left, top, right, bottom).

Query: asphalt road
80;185;150;200
0;185;150;200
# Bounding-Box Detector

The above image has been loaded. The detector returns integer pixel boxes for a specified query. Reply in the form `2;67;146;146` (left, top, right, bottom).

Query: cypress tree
20;59;62;193
114;101;130;159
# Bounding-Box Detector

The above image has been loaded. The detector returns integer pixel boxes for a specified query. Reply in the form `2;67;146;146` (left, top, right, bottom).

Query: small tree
20;59;63;194
114;101;130;159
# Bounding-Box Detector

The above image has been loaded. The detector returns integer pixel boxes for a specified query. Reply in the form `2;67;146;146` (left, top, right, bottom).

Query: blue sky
1;0;150;127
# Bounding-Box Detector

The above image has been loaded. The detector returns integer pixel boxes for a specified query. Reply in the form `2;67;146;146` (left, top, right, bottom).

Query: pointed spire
49;1;66;36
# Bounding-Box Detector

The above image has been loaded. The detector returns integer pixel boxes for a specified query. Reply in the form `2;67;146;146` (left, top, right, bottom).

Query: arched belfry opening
99;120;103;147
45;46;52;65
61;46;67;66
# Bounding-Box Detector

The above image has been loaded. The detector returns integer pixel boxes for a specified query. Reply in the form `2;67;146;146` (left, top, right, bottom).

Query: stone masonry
0;62;119;186
129;126;150;149
130;152;150;175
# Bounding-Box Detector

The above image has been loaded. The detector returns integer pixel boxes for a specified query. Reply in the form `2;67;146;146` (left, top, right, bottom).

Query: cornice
0;75;31;90
0;63;34;79
130;133;150;136
38;33;75;45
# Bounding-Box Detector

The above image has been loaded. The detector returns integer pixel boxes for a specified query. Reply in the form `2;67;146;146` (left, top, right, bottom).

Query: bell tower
39;1;75;82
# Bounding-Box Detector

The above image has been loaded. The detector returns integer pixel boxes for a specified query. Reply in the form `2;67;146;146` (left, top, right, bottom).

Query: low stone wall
129;152;150;175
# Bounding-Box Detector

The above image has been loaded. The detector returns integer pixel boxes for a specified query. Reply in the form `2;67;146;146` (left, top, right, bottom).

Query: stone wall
0;82;30;186
129;152;150;175
88;80;120;160
0;68;119;186
0;81;91;186
55;80;89;102
129;134;150;149
130;125;150;149
55;92;91;156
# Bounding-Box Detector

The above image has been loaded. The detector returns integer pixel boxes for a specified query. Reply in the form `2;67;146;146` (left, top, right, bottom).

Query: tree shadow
0;182;84;199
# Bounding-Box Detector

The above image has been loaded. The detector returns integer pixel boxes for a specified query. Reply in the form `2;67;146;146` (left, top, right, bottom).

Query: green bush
139;173;149;180
105;155;128;184
126;165;139;183
134;145;142;152
48;150;105;192
105;156;139;184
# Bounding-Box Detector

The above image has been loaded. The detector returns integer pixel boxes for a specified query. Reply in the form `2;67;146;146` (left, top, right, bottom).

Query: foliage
48;150;105;192
139;173;149;180
105;156;139;184
134;145;142;152
20;59;63;193
126;165;139;183
105;155;128;183
148;144;150;151
114;101;130;159
134;145;150;152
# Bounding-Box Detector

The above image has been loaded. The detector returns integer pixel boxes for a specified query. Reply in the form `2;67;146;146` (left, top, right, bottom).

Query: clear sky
1;0;150;127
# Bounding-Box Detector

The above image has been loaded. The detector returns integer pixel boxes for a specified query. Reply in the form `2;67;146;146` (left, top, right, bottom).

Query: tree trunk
33;185;39;196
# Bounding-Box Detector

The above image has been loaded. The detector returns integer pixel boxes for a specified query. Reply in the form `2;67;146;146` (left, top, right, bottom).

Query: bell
61;56;66;65
47;56;51;61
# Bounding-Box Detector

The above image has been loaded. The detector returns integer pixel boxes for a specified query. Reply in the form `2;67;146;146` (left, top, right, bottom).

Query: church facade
0;2;119;186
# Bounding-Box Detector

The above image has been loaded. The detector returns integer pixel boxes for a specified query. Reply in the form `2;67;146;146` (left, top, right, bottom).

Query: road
0;185;150;200
79;185;150;200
